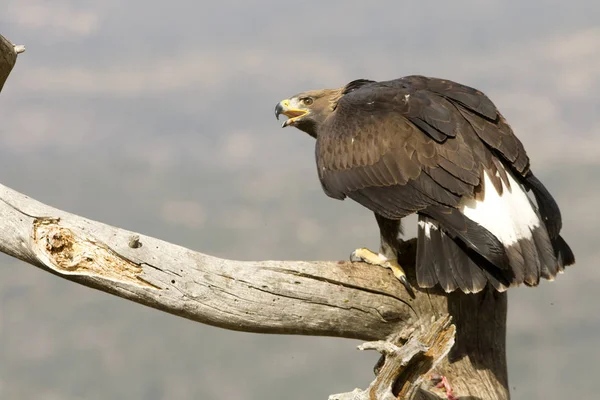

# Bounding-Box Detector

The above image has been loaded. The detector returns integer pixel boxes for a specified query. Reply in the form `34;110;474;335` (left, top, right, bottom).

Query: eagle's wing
316;76;508;213
316;76;529;274
403;75;530;174
411;76;565;239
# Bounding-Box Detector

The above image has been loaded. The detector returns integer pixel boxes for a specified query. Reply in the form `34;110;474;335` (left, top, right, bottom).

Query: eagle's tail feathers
416;216;439;289
531;224;560;280
517;235;542;286
416;163;572;293
553;235;575;272
523;171;562;239
428;218;458;292
420;206;509;271
416;215;506;293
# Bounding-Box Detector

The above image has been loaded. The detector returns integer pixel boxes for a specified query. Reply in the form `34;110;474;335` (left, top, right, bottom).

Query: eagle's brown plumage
275;75;574;294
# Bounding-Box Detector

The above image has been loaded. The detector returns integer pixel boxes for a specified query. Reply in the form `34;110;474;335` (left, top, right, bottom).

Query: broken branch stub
0;34;23;91
330;314;456;400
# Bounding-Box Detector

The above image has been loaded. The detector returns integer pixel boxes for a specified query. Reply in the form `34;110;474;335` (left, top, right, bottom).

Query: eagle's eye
300;97;313;106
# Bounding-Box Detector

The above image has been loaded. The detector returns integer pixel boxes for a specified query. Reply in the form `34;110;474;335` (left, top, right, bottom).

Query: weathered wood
0;33;509;399
330;315;457;400
419;288;508;399
329;282;508;400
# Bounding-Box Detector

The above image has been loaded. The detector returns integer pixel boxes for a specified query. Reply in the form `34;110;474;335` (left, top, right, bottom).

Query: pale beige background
0;1;598;399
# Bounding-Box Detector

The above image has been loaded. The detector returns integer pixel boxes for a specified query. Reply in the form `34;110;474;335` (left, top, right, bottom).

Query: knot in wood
128;235;142;249
31;218;159;289
46;228;73;253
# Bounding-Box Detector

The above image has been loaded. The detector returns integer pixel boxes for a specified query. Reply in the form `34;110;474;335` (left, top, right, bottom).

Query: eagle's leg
349;214;414;296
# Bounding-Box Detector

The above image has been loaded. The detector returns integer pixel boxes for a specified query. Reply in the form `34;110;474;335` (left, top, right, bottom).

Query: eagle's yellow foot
350;247;415;297
349;247;383;265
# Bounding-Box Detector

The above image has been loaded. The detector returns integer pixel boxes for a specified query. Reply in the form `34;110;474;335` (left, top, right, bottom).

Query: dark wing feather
401;90;461;143
417;76;498;121
422;166;472;196
412;76;530;175
342;79;376;95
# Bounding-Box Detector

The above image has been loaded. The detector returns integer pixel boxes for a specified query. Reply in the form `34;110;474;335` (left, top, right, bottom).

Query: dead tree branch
330;315;457;400
0;33;509;399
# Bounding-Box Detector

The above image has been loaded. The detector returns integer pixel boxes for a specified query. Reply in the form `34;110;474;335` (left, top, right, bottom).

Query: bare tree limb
0;34;24;91
1;181;422;340
0;33;509;399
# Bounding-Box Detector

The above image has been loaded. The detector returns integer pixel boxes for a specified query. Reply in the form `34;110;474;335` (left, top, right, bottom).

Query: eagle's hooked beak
274;99;308;128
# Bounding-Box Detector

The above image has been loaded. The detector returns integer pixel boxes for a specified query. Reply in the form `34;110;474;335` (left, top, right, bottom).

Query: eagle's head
274;88;342;138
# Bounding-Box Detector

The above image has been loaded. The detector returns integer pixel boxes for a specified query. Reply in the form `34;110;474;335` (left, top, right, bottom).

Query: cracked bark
0;34;509;399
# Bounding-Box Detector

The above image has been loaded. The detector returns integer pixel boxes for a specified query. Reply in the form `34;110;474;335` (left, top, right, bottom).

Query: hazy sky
1;1;599;399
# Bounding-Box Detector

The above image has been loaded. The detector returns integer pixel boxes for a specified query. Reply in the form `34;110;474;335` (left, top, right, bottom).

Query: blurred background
0;1;597;399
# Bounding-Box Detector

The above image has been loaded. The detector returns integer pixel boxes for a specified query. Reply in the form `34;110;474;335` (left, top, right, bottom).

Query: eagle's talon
349;250;363;263
349;248;414;296
387;260;415;297
349;247;381;265
398;275;415;298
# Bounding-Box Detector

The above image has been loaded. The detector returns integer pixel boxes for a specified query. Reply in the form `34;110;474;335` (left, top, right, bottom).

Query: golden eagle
275;75;574;295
